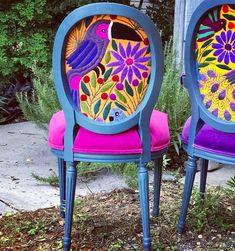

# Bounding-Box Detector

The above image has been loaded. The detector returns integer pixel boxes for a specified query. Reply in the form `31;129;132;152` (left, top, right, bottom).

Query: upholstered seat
181;117;235;158
48;110;170;154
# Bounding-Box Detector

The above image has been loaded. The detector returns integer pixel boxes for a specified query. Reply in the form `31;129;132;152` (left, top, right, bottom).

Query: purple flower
132;79;139;87
110;93;116;101
211;83;219;93
212;30;235;65
212;108;218;117
224;110;231;121
218;90;226;100
116;83;124;91
230;102;235;111
207;70;216;78
107;42;150;83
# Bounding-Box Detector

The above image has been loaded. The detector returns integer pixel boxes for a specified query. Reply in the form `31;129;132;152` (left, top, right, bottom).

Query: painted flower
212;30;235;65
107;42;151;83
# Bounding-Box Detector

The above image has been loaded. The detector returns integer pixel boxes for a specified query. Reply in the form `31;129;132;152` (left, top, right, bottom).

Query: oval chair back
178;0;235;235
53;3;164;162
184;0;235;148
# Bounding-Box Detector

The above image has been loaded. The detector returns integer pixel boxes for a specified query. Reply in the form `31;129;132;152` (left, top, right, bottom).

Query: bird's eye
101;29;105;33
115;112;119;116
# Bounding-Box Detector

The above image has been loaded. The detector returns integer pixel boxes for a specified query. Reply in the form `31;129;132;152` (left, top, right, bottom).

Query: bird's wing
66;39;98;71
225;70;235;85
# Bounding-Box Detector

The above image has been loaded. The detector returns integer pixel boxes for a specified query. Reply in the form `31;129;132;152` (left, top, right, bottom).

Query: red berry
222;5;229;13
83;76;90;83
110;15;117;20
83;113;88;117
81;94;87;101
143;38;149;45
97;78;104;84
112;75;119;82
101;93;108;100
228;22;235;29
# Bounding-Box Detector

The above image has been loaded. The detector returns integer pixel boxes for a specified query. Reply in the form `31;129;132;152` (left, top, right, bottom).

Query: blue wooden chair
48;3;170;250
178;0;235;234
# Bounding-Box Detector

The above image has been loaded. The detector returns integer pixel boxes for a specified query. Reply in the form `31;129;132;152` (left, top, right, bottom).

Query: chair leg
58;158;66;218
178;155;197;234
153;157;163;217
63;162;77;251
199;158;208;199
138;162;150;251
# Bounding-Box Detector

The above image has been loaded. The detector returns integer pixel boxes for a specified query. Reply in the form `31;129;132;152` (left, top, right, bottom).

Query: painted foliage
65;15;151;123
196;4;235;122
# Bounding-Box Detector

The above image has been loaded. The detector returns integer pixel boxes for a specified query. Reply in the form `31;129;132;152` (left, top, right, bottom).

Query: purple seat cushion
181;117;235;157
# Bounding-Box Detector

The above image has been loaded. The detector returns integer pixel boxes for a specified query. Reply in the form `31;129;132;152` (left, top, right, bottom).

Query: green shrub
17;65;60;128
146;0;175;42
156;39;191;154
0;0;130;88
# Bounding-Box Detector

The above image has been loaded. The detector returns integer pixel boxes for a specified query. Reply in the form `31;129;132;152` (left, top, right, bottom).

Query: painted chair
178;0;235;234
48;3;170;250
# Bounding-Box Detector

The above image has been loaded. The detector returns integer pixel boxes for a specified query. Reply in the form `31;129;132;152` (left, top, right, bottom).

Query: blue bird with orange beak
66;19;142;106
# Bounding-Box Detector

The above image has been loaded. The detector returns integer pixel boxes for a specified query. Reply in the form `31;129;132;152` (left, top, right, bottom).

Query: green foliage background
0;0;131;87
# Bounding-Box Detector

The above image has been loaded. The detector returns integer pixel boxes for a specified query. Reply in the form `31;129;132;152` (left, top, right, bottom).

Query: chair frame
178;0;235;234
52;3;166;250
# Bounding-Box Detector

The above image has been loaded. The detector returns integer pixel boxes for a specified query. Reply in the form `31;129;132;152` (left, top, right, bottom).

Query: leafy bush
0;0;130;88
146;0;175;42
156;38;190;155
17;65;60;128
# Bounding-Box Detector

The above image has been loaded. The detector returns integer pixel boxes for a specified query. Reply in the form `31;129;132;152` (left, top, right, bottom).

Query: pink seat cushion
181;117;235;157
48;110;170;154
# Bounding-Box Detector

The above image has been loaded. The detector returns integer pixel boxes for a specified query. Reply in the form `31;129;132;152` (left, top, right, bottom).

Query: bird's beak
111;22;142;41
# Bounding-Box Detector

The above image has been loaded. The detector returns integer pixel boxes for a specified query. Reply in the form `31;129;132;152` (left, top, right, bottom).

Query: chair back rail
52;3;163;161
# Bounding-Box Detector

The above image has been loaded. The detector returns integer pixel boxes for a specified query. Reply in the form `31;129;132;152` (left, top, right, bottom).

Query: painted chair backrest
185;0;235;137
53;3;163;161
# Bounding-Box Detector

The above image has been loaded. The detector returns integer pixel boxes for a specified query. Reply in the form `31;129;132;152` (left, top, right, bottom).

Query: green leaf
91;72;96;88
114;102;127;111
100;82;114;92
125;80;133;96
195;49;199;59
216;64;232;71
111;40;118;51
201;39;213;48
94;99;101;114
80;101;89;114
173;140;179;155
81;81;90;96
138;81;143;94
198;63;209;68
105;51;111;64
202;49;213;57
223;14;235;20
103;102;111;120
205;57;216;61
103;68;112;81
114;90;127;103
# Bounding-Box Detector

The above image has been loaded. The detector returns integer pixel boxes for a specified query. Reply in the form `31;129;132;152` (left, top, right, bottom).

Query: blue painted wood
51;148;168;163
64;162;77;251
58;158;66;218
199;158;208;199
178;156;197;234
138;162;150;251
152;157;163;217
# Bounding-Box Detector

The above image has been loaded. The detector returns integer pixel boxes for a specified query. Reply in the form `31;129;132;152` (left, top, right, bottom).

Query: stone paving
0;121;234;215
